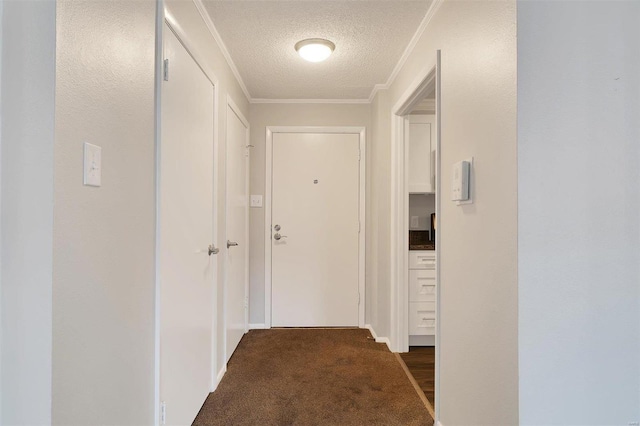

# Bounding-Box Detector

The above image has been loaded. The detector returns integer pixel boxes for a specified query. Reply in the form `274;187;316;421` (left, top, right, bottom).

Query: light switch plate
410;216;420;229
250;195;263;208
83;142;102;187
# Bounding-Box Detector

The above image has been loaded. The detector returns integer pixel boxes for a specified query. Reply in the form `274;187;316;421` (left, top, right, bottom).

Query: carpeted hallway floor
193;328;433;425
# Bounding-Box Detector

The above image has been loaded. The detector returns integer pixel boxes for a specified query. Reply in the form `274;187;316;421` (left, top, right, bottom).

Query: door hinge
244;297;249;309
160;401;166;425
163;59;169;81
358;220;361;234
358;149;361;161
358;292;361;305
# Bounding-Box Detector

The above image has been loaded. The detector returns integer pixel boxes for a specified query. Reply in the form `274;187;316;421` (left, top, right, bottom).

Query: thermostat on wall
451;160;470;202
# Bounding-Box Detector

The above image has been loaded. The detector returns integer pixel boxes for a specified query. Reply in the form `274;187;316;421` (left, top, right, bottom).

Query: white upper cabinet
408;114;436;194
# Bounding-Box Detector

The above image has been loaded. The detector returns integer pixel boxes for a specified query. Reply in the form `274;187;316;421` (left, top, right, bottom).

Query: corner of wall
364;324;391;351
377;0;519;424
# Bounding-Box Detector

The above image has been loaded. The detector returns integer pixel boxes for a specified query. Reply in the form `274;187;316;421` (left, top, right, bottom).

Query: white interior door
159;24;215;426
271;133;360;327
225;105;248;361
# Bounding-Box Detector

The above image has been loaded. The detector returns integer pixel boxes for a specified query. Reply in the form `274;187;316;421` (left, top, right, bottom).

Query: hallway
3;1;639;425
193;329;433;425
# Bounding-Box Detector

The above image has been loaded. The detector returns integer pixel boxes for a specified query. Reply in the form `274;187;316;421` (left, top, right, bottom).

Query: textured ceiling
202;0;433;100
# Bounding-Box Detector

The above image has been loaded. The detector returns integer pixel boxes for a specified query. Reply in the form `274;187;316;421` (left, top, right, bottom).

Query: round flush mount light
295;38;335;63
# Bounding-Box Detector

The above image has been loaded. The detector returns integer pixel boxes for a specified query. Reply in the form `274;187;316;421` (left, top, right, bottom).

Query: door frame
223;95;250;363
264;126;366;329
389;50;441;418
154;9;221;424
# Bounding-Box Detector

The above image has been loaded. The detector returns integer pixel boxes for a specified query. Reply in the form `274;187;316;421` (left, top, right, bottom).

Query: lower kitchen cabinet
409;250;436;346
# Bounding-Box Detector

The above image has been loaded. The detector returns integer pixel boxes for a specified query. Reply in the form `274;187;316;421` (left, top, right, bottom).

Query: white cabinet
409;251;436;270
408;114;436;194
409;302;436;335
409;251;436;343
409;269;436;302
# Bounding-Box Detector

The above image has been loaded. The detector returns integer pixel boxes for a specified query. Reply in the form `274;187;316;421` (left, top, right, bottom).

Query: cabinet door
409;250;436;269
408;114;435;193
410;269;436;302
409;302;436;335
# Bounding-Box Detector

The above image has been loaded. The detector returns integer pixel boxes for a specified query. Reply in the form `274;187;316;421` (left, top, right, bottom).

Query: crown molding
367;83;388;103
250;98;370;105
192;0;252;101
193;0;443;106
366;0;444;103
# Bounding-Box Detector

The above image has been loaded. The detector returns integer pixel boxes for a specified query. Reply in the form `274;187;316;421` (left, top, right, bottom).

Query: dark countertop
409;243;435;251
409;230;433;250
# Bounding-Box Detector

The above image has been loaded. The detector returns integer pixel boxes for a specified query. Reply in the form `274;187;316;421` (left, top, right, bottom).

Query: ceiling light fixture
295;38;335;63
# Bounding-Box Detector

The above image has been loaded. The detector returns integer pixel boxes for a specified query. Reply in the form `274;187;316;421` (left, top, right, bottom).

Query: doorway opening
390;51;441;421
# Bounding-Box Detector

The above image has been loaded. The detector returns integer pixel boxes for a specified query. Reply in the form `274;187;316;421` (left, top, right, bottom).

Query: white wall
369;90;392;338
371;0;519;424
409;194;435;231
0;2;3;419
248;103;371;325
52;0;157;424
0;1;56;424
0;2;2;416
517;1;640;424
163;0;250;379
52;1;252;422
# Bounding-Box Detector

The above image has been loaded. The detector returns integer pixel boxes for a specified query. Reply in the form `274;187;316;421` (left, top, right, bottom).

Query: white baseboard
364;323;378;339
365;324;391;351
210;363;227;392
376;336;391;350
248;323;267;329
409;334;435;346
216;364;226;384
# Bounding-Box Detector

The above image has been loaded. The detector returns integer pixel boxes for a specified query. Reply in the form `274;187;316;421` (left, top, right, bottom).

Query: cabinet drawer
409;251;436;270
410;269;436;302
409;302;436;336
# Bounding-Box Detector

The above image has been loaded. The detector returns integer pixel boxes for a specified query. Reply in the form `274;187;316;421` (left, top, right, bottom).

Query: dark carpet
193;328;433;426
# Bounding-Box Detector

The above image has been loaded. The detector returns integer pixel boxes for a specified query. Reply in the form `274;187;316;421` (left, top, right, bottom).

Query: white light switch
83;143;102;187
250;195;263;208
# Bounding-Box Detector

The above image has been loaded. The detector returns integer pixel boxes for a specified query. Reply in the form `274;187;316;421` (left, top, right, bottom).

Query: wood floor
400;346;435;406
